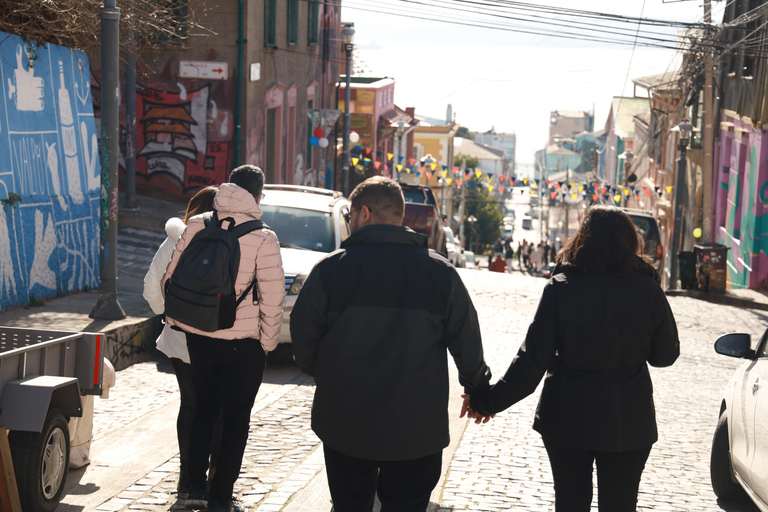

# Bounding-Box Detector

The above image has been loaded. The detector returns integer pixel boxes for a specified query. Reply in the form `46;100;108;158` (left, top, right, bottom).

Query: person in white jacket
143;186;220;499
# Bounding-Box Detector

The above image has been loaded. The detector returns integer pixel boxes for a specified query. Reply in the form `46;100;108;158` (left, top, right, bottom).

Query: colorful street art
134;84;230;191
716;117;768;289
0;32;100;311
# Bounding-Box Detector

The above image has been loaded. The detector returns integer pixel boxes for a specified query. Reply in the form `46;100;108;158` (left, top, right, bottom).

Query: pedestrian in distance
291;176;492;512
504;237;514;272
162;165;286;512
516;241;523;269
491;254;507;273
143;186;224;499
463;205;679;512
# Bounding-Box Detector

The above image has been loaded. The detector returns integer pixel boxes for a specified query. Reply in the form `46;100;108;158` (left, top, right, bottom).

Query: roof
544;143;580;157
380;105;418;127
338;76;395;89
608;97;650;139
632;70;681;93
453;137;504;160
415;121;458;134
552;110;590;119
261;186;343;212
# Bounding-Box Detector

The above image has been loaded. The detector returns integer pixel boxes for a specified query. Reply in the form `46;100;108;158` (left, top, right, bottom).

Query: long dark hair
555;205;656;278
184;186;218;223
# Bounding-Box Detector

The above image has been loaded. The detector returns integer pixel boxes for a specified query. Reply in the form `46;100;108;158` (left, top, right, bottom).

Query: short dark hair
184;186;218;223
229;165;265;198
556;205;655;277
349;177;405;224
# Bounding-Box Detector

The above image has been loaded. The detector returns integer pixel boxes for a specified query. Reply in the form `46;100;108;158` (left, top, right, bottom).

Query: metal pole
341;46;352;196
235;0;244;166
669;147;688;290
90;0;125;319
702;0;714;241
124;24;137;210
458;159;466;248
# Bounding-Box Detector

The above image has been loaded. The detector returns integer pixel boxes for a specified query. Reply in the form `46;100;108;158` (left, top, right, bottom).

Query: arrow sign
179;61;228;80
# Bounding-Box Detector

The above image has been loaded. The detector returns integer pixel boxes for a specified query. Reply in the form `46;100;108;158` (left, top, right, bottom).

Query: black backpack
164;211;265;332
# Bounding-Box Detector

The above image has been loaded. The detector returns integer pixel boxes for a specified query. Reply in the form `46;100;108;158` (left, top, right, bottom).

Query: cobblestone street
61;267;768;512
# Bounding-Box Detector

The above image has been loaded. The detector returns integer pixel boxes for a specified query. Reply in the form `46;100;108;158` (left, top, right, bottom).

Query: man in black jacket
291;176;491;512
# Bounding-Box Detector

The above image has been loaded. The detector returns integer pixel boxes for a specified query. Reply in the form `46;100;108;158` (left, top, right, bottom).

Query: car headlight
288;274;308;295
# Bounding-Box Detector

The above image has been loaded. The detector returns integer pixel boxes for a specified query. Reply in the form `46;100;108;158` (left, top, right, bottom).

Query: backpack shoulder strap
231;219;264;238
202;210;217;228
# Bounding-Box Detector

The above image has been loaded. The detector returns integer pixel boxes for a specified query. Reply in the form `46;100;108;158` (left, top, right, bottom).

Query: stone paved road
62;268;768;511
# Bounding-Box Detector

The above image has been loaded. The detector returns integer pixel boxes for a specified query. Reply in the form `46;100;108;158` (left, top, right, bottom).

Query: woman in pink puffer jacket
161;166;285;512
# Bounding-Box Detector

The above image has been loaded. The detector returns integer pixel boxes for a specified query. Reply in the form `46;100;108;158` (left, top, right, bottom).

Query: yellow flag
523;178;528;185
352;157;359;166
447;178;453;185
578;185;584;192
397;164;403;171
430;163;437;171
572;193;578;200
666;186;672;193
530;189;535;195
614;195;621;203
441;170;448;178
489;185;494;192
475;170;483;179
387;153;393;160
624;189;630;196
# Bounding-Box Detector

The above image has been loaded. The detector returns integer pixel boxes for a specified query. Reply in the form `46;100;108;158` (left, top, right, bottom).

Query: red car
400;184;447;255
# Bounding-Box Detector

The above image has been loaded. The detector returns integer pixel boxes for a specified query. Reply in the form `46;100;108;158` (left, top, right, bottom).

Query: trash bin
694;243;729;293
678;251;697;290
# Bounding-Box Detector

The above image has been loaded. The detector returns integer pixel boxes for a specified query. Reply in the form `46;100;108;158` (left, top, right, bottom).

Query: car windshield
259;205;334;252
628;215;660;240
402;188;427;204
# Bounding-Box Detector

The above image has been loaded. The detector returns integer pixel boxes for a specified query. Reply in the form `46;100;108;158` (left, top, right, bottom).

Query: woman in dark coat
465;205;679;512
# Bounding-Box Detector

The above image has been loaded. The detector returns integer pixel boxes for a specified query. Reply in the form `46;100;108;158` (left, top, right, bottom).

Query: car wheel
711;410;749;502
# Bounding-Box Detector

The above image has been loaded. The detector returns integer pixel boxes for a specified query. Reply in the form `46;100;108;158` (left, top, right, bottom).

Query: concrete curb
665;289;768;312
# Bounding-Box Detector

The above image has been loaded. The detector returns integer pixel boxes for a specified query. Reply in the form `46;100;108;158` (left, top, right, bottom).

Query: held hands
460;394;495;424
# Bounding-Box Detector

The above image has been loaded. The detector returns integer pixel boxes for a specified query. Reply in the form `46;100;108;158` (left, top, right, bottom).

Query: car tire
711;411;749;502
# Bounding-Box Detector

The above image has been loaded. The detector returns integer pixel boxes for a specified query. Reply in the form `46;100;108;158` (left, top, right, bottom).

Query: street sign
178;61;228;80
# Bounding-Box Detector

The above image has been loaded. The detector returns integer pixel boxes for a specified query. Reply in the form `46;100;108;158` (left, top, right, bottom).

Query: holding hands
460;394;495;424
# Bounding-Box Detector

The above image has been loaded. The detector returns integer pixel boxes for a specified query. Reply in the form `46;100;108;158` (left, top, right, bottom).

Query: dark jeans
169;357;224;493
323;445;441;512
185;333;267;502
543;439;652;512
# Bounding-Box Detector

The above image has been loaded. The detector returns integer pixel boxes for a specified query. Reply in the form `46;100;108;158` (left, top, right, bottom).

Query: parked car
259;185;351;343
710;329;768;508
623;208;663;281
401;184;447;255
444;226;463;267
463;251;476;269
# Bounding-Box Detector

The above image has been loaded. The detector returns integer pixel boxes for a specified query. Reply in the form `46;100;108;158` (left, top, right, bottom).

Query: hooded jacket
143;216;190;362
291;224;491;461
161;183;285;350
471;269;679;452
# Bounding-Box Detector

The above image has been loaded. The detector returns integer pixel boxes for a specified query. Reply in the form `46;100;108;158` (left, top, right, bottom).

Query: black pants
323;445;441;512
543;439;652;512
185;333;266;502
169;357;223;493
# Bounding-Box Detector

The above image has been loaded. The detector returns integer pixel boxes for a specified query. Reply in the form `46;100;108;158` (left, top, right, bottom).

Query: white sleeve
143;237;177;315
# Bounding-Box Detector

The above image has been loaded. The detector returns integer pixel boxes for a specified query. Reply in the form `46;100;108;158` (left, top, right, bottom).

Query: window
265;0;277;47
308;0;319;45
259;206;334;252
288;0;299;46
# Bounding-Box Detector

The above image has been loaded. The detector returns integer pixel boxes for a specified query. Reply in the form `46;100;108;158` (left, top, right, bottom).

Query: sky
340;0;720;177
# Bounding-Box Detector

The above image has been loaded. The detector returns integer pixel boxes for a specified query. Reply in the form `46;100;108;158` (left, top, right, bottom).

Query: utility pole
458;159;467;249
90;0;125;319
702;0;714;241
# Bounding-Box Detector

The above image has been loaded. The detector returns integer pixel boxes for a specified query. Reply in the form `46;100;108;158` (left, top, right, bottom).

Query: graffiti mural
0;32;100;312
134;84;230;191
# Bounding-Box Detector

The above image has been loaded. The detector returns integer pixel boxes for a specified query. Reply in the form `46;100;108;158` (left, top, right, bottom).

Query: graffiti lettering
187;175;215;186
11;136;47;196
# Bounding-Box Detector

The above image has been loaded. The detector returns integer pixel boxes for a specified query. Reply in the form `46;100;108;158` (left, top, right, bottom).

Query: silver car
259;185;351;344
711;330;768;509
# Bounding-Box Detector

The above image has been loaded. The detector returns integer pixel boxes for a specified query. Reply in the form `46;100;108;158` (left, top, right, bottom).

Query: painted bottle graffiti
58;61;84;204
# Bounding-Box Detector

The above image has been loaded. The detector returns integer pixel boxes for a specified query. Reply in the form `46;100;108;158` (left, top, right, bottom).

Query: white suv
259;185;351;343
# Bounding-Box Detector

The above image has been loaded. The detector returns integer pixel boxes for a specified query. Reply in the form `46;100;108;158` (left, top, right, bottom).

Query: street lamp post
668;119;693;290
340;24;355;196
618;149;634;207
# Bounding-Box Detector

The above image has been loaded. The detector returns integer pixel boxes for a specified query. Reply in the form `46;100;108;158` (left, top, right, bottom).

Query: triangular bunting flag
352;157;359;166
476;170;483;179
665;186;672;193
387;153;394;161
374;161;381;170
409;158;416;166
397;164;403;171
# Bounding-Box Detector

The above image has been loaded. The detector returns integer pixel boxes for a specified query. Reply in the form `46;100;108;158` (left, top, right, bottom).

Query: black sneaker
184;491;209;510
208;498;248;512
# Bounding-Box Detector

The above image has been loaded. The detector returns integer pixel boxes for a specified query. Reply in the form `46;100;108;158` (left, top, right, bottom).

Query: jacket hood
342;224;427;249
214;183;263;219
165;217;186;242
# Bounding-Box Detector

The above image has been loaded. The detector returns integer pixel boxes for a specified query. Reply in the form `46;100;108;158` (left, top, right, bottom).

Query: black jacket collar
341;224;428;249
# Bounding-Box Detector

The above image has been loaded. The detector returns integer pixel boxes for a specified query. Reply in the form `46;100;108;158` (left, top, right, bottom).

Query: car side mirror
714;333;755;359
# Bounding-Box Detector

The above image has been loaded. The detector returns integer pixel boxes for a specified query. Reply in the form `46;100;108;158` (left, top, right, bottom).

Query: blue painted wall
0;33;100;311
